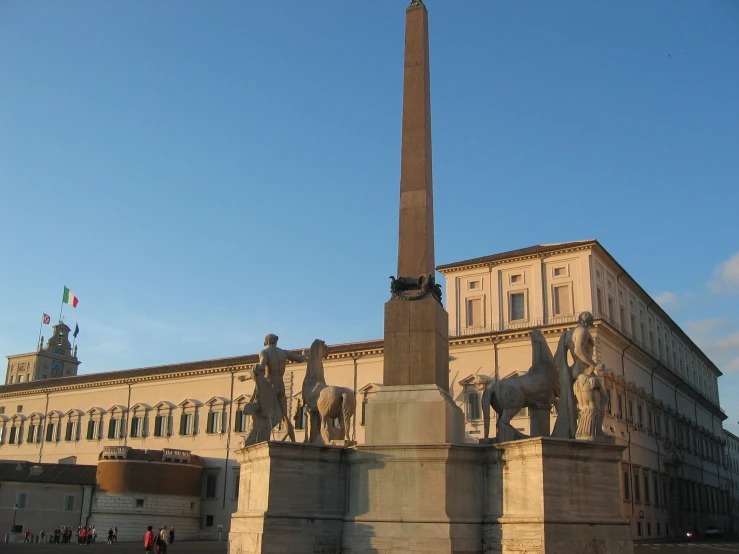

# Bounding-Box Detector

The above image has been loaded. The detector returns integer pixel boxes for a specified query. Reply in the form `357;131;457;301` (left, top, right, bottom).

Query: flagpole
58;286;65;324
37;311;44;351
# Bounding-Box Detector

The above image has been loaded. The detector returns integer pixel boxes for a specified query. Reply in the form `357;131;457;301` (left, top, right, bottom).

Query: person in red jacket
144;526;156;553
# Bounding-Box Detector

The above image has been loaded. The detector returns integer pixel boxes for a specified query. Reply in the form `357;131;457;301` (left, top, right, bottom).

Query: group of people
144;525;175;553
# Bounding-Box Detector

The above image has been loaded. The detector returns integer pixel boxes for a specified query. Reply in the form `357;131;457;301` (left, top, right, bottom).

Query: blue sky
1;1;738;428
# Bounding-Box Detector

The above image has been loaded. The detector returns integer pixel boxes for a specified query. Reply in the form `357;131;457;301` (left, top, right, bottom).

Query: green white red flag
63;287;79;308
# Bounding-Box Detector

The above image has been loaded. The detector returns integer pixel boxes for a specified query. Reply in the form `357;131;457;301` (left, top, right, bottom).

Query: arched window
86;407;106;440
8;414;26;445
233;395;251;434
46;410;63;442
107;405;127;440
0;415;7;444
64;409;84;442
152;401;176;437
129;404;151;439
178;399;202;436
205;397;229;435
26;413;44;444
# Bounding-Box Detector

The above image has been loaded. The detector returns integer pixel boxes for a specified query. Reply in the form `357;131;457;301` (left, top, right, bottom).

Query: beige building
0;460;96;541
0;240;735;540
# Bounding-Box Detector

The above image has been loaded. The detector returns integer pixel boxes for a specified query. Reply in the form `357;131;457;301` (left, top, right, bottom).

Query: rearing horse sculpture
301;339;357;445
481;329;559;442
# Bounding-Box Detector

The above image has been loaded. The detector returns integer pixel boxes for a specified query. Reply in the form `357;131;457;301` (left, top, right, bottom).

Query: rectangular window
647;522;651;537
233;470;240;499
630;314;637;338
205;474;218;499
361;398;368;426
65;420;78;441
9;426;21;444
653;473;660;507
234;410;247;433
108;418;123;439
623;470;631;501
0;407;4;414
510;293;525;321
468;280;481;290
553;266;566;277
466;298;483;327
617;395;623;419
596;288;603;315
647;410;653;432
180;413;197;435
466;392;481;421
637;405;643;427
64;495;75;511
607;297;614;320
130;417;139;438
16;405;23;413
46;422;58;442
207;411;225;434
627;400;633;423
510;273;522;284
634;472;641;502
619;306;626;329
552;285;571;316
86;420;102;440
645;473;650;503
606;389;612;414
136;498;145;509
16;492;28;509
205;515;214;527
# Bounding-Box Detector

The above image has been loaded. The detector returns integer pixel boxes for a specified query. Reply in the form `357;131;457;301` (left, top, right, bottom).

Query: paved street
1;540;228;554
635;540;739;553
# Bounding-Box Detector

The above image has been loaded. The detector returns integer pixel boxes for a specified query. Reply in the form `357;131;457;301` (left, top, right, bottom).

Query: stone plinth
342;444;483;554
384;296;449;389
365;384;464;445
486;437;633;554
228;442;346;554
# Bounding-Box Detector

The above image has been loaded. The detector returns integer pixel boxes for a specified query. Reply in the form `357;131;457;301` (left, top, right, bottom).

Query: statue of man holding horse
254;333;308;442
552;311;605;439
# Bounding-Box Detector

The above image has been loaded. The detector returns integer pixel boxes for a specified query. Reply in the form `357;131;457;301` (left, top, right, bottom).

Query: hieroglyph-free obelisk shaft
383;0;449;391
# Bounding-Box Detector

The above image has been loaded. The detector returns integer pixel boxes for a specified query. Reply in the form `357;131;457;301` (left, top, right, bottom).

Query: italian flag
63;287;79;308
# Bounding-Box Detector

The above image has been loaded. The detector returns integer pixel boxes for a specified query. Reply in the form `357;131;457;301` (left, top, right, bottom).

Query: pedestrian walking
113;526;118;543
144;526;156;554
156;525;168;554
169;527;175;544
107;528;114;544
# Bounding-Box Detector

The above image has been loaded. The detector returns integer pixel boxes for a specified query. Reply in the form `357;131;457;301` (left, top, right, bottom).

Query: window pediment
107;404;128;415
65;409;85;418
358;383;382;394
205;397;229;408
154;401;177;411
131;403;152;412
87;407;107;416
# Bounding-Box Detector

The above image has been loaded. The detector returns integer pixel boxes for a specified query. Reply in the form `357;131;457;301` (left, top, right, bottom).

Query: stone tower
5;322;80;384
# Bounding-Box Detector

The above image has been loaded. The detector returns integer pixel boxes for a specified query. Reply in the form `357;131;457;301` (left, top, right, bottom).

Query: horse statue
481;329;559;443
301;339;357;445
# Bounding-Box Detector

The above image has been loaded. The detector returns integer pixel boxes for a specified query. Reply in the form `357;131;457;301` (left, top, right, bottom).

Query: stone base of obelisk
342;443;483;554
228;438;632;554
365;384;465;444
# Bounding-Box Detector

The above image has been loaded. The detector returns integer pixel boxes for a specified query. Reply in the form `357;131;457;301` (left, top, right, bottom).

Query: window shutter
108;418;116;439
46;423;54;442
168;415;173;436
222;410;228;434
119;417;126;438
193;413;199;435
87;420;94;440
27;424;34;443
66;421;73;441
75;421;81;441
55;422;61;442
143;415;149;437
179;414;186;435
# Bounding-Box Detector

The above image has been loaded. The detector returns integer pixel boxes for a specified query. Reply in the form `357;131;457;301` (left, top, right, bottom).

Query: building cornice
436;240;596;273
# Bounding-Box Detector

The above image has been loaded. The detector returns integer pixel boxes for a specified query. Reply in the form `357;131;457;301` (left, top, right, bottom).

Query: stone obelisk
365;0;464;445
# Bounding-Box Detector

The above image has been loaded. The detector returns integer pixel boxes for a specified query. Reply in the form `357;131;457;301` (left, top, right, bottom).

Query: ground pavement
635;539;739;553
1;540;228;554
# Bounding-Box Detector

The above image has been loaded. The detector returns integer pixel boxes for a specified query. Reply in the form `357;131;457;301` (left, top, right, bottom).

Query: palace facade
1;240;737;541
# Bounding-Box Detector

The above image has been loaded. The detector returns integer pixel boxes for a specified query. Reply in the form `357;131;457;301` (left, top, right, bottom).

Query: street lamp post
11;503;18;532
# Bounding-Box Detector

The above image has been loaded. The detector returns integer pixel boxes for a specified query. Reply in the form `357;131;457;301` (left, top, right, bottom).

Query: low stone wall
91;492;201;542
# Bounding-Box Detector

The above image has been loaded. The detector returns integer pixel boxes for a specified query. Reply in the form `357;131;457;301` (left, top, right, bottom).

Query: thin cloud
654;291;677;306
684;319;739;373
710;250;739;293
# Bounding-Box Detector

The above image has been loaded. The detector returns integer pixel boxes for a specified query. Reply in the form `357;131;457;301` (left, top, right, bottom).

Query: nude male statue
552;311;605;439
254;334;308;442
